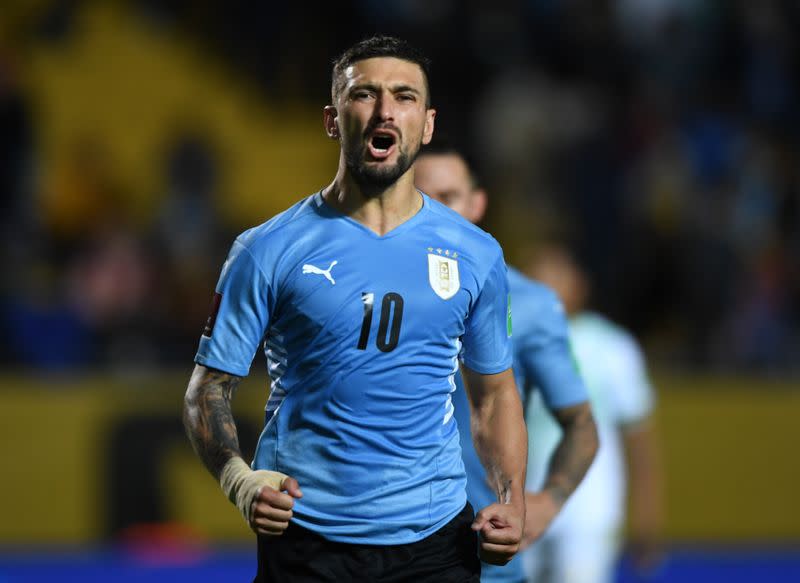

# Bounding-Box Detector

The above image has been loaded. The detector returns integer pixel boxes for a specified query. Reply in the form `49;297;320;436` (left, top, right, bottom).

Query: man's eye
397;94;415;102
354;92;374;100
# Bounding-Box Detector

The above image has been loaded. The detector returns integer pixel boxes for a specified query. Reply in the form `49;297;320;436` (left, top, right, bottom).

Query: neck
323;160;422;236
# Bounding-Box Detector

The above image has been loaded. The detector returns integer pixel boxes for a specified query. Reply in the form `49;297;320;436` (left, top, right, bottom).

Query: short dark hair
419;135;480;189
419;135;462;158
331;35;432;107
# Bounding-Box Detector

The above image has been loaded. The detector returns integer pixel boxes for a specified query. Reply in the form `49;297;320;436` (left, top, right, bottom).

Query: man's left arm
461;365;527;566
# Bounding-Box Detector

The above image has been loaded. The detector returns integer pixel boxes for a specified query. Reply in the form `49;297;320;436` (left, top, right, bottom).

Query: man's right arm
183;364;244;480
623;418;664;572
613;336;663;571
183;364;302;535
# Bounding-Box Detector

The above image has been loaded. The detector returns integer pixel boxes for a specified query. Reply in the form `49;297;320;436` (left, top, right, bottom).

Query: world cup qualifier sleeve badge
427;250;460;300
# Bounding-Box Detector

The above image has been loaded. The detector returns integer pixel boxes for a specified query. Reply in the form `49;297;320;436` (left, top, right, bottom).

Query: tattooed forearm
498;478;513;505
183;364;244;480
543;402;598;508
481;460;516;504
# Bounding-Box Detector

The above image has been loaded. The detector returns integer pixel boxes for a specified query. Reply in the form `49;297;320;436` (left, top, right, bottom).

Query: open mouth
367;132;397;159
372;135;394;151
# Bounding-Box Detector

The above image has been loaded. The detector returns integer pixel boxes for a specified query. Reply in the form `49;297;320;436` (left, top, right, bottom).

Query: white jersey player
523;246;663;583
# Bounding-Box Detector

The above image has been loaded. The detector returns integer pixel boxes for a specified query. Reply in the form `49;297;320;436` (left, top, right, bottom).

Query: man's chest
272;240;477;350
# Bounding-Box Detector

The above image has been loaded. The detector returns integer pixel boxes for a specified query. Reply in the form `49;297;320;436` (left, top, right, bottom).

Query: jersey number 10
357;292;404;352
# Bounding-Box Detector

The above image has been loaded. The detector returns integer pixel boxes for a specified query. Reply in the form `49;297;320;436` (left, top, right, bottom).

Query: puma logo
302;260;338;285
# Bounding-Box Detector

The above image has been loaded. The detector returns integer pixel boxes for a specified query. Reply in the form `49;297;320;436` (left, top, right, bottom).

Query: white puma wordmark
302;260;338;285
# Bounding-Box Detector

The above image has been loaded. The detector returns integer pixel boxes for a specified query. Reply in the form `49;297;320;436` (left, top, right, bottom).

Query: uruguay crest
428;252;460;299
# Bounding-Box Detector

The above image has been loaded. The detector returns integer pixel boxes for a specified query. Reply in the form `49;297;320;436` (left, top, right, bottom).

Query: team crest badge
428;253;460;300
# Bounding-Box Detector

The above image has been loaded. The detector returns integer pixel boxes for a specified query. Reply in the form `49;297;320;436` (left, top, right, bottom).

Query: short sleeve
609;334;655;425
517;293;589;409
194;239;273;377
459;252;513;374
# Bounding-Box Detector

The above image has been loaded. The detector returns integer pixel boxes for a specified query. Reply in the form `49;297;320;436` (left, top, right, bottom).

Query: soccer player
414;142;599;583
182;36;527;582
523;245;663;583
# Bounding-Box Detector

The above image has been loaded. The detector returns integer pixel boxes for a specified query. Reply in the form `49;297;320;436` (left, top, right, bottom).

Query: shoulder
508;268;561;308
574;313;655;414
572;312;644;364
219;193;323;282
508;267;567;333
236;193;322;252
423;194;504;262
572;312;630;343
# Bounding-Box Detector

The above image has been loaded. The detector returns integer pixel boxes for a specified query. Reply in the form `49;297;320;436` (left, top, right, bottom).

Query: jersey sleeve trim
193;353;250;378
461;362;514;376
547;392;590;410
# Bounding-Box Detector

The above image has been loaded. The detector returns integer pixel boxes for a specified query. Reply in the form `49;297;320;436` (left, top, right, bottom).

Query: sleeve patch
507;293;512;337
202;292;223;337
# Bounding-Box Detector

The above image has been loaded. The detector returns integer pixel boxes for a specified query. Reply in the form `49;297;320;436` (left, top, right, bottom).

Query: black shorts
255;502;480;582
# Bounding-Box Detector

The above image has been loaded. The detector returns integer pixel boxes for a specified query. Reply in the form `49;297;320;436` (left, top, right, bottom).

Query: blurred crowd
1;0;798;374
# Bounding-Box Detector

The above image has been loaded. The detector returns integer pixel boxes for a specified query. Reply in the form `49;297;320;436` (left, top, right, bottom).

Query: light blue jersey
453;267;588;582
195;192;513;545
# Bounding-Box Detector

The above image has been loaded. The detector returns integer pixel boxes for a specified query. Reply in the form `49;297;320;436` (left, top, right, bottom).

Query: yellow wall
657;376;800;541
1;373;798;544
13;1;338;230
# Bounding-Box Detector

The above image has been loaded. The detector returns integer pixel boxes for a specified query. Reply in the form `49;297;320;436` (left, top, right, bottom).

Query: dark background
2;0;798;374
0;1;798;581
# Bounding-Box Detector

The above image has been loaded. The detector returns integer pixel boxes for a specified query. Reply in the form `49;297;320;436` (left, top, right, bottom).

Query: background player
183;36;528;582
523;244;664;583
414;141;599;583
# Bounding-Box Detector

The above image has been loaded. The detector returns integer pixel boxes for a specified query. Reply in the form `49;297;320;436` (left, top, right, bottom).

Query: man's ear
421;109;436;144
323;105;339;139
470;189;488;223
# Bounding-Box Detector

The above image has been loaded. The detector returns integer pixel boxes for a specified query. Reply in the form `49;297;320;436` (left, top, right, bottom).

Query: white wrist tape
219;457;288;524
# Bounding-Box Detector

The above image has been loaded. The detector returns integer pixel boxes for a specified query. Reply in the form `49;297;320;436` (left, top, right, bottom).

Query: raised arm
183;364;302;535
523;400;598;547
461;365;527;565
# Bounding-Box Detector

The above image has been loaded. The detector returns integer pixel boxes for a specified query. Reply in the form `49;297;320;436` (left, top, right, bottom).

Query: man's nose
375;92;395;121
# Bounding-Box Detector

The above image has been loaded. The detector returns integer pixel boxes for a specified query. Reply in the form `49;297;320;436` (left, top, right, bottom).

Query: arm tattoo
544;404;598;507
483;461;515;504
183;367;243;480
498;478;513;505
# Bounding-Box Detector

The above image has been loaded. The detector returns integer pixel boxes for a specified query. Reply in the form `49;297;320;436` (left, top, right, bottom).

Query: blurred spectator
3;257;94;370
41;134;127;249
0;46;37;278
156;129;221;269
471;0;800;372
65;225;160;371
154;128;228;363
5;127;161;372
1;0;799;372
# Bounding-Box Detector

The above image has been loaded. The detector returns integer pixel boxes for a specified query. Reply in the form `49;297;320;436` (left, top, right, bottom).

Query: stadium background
0;1;798;581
